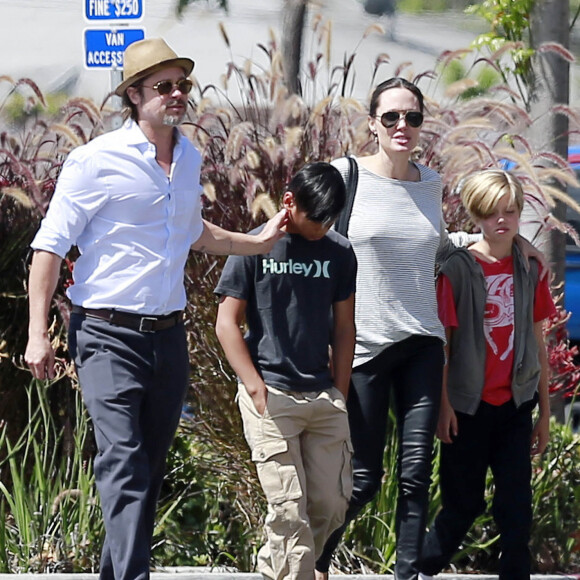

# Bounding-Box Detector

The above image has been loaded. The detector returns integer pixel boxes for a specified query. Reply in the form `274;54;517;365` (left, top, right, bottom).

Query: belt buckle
139;316;158;333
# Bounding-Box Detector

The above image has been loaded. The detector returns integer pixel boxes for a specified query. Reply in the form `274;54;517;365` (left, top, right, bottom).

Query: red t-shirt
437;255;557;406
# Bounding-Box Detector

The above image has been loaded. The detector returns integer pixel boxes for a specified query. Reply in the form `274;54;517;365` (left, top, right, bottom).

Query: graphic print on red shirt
477;255;516;405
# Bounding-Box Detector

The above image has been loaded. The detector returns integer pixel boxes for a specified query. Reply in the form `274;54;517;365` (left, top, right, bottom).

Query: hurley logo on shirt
262;258;331;278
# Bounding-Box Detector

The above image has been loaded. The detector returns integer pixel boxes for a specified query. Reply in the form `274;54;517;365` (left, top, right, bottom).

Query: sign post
83;0;145;126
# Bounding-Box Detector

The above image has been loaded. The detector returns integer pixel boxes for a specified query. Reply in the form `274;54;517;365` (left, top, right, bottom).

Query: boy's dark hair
287;162;346;226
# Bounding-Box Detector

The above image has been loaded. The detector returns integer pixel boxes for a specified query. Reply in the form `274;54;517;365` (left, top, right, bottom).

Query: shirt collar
122;118;185;159
122;118;150;146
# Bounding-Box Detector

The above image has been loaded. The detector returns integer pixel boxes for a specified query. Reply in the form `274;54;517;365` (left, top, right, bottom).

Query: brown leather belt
72;306;183;333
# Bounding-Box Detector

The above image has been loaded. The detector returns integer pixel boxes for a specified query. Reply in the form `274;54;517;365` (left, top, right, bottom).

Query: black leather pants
316;335;443;580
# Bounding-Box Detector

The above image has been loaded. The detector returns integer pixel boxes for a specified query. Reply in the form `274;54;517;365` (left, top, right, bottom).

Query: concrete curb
157;567;580;579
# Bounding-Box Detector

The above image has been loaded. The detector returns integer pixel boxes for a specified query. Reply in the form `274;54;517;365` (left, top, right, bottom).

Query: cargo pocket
340;438;354;500
252;438;303;505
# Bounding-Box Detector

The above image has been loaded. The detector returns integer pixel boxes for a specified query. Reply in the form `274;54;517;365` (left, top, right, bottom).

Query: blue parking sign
86;0;143;21
84;28;145;69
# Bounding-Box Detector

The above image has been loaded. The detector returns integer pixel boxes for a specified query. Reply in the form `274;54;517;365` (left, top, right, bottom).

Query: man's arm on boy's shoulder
215;295;268;415
330;293;356;399
193;211;287;256
436;327;458;444
531;321;550;455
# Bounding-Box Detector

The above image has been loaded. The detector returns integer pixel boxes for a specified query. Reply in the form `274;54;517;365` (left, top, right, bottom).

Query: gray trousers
68;313;190;580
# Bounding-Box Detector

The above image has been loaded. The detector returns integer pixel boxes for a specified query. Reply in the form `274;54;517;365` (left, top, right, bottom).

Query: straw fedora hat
115;38;194;96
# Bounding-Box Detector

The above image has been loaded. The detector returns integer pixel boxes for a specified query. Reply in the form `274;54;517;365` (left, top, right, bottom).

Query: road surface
0;0;518;105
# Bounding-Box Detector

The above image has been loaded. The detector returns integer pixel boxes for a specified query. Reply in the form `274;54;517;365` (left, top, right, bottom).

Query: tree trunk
524;0;570;291
282;0;308;95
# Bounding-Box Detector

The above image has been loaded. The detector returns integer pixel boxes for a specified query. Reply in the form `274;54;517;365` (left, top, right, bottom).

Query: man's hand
25;334;56;380
194;209;289;256
255;209;289;253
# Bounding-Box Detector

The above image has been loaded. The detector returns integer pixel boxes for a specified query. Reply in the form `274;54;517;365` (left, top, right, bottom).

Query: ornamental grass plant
0;378;102;572
0;13;579;574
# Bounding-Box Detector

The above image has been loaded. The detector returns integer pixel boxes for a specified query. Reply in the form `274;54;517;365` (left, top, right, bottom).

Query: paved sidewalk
1;570;577;580
164;572;579;580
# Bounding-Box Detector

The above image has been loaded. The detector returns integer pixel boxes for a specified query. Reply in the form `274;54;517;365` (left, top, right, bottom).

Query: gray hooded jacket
439;245;540;415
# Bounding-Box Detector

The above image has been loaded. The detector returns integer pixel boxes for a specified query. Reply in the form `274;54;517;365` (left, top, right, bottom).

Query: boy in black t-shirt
215;162;357;580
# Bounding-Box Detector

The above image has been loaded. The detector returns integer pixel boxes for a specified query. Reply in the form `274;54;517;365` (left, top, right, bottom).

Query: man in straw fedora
25;37;287;580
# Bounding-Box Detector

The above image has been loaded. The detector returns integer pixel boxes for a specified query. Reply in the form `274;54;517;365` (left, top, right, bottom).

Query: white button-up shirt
31;120;204;314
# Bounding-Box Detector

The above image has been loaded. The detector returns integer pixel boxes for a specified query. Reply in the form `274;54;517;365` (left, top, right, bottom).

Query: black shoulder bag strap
335;156;358;238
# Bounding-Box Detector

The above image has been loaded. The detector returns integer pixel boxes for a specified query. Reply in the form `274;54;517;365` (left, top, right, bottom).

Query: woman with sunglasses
314;77;480;580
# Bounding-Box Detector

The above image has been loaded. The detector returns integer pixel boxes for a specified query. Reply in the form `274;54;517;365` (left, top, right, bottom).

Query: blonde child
419;170;556;580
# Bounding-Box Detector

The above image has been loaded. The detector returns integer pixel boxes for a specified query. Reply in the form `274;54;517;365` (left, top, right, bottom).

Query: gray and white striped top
333;157;473;367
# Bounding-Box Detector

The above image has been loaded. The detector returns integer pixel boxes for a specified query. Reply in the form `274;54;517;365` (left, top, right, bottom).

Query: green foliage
0;379;102;572
154;416;264;569
466;0;536;107
398;0;453;13
475;64;503;92
467;0;534;40
440;58;468;85
2;92;68;126
439;58;501;100
530;415;580;572
0;76;112;573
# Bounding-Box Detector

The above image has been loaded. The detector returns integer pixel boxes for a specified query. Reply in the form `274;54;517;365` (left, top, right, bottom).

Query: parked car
363;0;396;16
565;145;580;342
506;148;580;428
563;146;580;432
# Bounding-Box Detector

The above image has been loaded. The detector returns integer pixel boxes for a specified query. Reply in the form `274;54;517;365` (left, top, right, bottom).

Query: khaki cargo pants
237;383;353;580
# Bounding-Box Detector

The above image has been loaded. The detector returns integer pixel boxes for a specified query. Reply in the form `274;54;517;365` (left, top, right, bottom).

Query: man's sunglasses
143;78;193;96
377;110;424;129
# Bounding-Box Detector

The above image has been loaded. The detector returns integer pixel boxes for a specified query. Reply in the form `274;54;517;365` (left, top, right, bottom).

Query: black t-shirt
215;226;357;392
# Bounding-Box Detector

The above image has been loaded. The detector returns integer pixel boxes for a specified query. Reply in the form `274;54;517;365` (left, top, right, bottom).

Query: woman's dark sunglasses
378;110;424;129
144;78;193;96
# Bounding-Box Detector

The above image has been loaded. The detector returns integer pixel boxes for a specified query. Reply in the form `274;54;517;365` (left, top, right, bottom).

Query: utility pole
525;0;570;290
281;0;308;95
524;0;571;421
